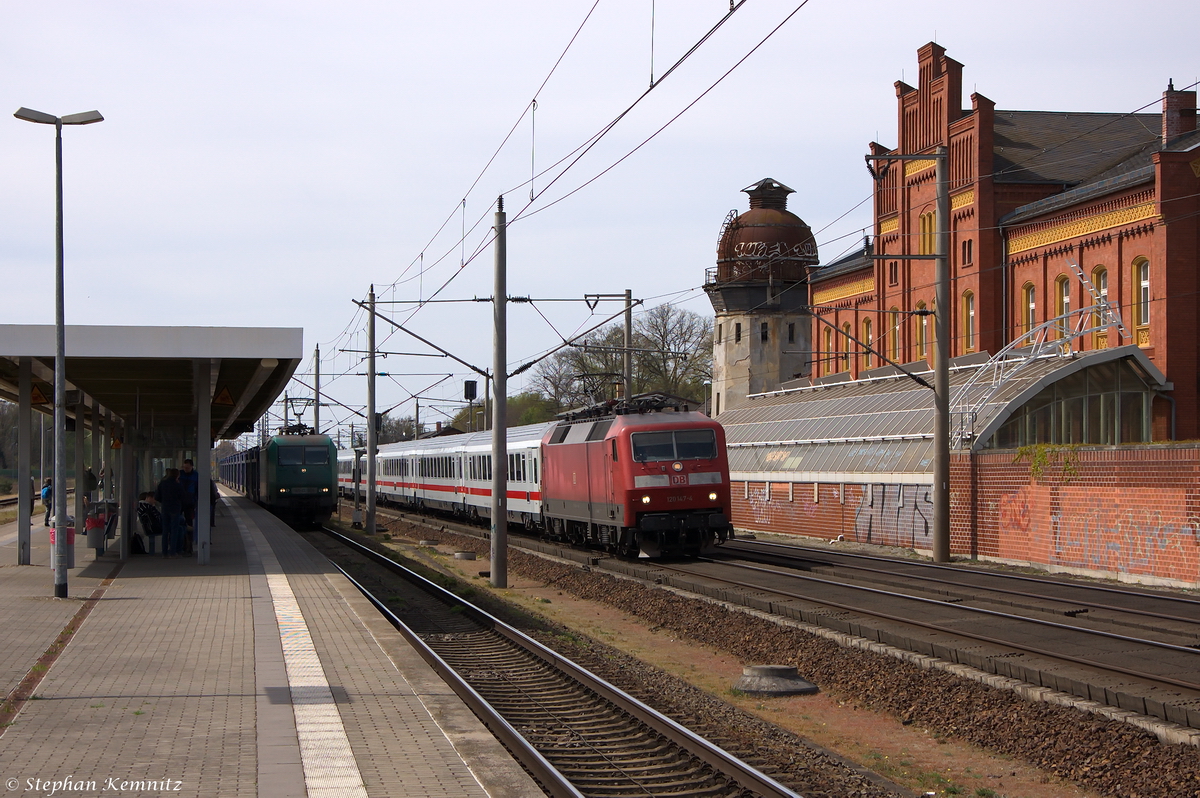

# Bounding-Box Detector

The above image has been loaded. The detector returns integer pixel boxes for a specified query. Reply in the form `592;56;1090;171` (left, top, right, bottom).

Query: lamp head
14;108;103;126
14;107;56;125
61;111;103;125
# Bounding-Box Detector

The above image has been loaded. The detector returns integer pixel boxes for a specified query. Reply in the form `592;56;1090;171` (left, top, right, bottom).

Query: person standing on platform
180;459;198;554
137;492;163;555
40;478;52;526
155;468;185;558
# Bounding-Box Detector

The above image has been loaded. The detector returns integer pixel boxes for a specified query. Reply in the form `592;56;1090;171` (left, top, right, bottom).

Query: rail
321;526;801;798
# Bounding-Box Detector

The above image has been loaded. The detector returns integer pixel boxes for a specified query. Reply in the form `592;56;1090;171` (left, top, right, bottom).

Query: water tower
704;178;818;415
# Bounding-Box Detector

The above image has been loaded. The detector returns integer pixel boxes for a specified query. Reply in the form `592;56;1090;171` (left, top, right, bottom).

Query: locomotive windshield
276;446;329;466
631;429;717;462
278;447;304;466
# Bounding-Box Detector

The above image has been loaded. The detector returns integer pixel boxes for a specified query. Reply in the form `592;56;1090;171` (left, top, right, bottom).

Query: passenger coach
337;395;732;557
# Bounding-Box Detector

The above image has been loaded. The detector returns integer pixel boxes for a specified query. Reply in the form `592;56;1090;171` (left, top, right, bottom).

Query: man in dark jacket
154;469;186;557
180;459;198;553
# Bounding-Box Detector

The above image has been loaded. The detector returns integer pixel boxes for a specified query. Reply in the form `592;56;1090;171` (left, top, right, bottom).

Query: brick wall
971;446;1200;584
730;444;1200;586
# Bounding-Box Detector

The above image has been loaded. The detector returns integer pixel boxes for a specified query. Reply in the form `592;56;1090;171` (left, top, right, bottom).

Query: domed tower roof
715;178;818;284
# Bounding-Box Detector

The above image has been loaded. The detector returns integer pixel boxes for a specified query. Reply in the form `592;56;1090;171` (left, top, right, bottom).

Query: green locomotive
220;434;337;525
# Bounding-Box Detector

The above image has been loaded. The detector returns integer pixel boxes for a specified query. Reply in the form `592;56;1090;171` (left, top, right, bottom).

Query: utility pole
933;146;951;563
623;288;633;401
491;197;508;588
313;344;320;435
864;148;951;563
414;397;420;440
366;285;377;535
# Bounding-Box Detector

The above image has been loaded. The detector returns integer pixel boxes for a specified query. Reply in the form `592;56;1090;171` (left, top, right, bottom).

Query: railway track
355;504;1200;736
724;538;1200;635
315;525;801;798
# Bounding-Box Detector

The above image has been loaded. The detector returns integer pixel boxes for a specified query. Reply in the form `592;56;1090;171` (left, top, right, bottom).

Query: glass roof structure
719;344;1167;482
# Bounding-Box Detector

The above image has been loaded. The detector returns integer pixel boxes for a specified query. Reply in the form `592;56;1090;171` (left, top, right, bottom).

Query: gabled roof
992;110;1161;185
809;238;872;284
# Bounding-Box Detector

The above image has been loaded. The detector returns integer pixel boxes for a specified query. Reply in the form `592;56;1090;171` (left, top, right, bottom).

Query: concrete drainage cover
734;664;819;696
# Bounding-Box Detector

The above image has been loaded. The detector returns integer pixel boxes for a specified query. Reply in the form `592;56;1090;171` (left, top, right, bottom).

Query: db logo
670;474;687;485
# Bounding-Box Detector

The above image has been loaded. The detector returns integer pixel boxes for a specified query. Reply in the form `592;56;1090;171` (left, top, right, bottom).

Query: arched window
1134;258;1150;328
1092;266;1110;346
889;307;900;362
962;291;975;352
823;327;833;376
1022;283;1036;338
918;212;936;255
841;323;852;371
915;302;927;358
1055;275;1071;339
862;318;873;369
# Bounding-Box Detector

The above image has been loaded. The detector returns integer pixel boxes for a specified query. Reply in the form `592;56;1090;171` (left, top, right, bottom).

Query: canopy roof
719;345;1167;483
0;325;302;440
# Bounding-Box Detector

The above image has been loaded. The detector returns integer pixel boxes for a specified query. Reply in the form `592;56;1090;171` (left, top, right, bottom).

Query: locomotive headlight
321;487;329;493
641;495;651;504
279;488;288;493
708;492;719;502
672;461;683;472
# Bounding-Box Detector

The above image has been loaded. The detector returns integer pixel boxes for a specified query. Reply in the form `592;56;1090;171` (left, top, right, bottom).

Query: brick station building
714;44;1200;586
810;42;1199;440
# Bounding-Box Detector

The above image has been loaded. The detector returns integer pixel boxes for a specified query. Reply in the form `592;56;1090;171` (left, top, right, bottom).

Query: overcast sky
3;1;1196;439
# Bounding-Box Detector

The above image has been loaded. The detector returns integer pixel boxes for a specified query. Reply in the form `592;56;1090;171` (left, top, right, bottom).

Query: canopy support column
17;357;33;565
196;360;212;565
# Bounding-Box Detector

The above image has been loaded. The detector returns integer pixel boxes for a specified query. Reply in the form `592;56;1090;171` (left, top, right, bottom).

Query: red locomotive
540;395;732;557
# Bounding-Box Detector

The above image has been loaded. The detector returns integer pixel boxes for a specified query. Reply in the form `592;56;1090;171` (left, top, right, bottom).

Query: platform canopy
0;325;302;440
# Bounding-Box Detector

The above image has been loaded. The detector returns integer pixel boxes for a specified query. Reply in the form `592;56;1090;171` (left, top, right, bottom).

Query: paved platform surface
0;493;540;798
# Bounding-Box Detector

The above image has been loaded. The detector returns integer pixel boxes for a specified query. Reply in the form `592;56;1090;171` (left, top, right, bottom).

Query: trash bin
49;524;76;569
85;514;106;550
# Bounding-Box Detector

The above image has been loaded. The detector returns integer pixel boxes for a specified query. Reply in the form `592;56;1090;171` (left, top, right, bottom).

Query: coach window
1133;257;1150;345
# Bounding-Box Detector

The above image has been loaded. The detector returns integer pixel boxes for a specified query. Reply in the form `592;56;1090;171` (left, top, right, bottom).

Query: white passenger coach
337;423;552;528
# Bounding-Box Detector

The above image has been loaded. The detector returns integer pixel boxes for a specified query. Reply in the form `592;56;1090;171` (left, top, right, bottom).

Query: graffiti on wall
853;483;932;548
991;485;1200;582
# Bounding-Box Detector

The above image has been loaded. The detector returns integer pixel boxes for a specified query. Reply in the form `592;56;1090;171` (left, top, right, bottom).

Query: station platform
0;492;541;798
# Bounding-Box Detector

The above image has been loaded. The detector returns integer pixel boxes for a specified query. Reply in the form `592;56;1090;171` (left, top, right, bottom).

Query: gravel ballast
381;522;1200;798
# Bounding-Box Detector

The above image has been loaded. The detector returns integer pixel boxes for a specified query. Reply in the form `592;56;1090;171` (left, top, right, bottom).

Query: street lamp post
15;107;103;598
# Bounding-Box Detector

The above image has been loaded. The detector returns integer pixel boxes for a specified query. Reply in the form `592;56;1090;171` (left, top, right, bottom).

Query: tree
634;304;713;400
528;305;713;411
447;392;559;430
378;414;424;444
